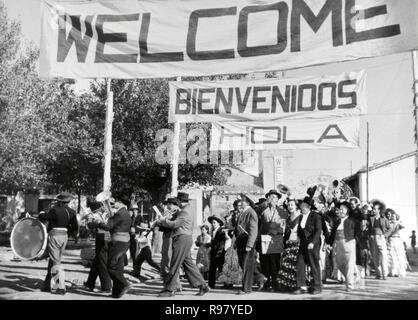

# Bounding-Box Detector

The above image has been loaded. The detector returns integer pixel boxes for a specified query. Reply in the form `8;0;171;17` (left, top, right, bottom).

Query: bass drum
10;217;48;260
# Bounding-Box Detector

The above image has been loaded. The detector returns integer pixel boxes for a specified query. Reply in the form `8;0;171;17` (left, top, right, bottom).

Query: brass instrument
89;190;113;224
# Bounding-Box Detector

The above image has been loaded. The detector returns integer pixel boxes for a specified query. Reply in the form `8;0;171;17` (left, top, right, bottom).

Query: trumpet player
89;194;132;298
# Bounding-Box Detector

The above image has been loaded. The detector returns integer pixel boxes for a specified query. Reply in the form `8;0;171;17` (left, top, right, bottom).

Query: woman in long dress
217;200;242;288
277;198;301;292
387;209;407;277
195;225;211;280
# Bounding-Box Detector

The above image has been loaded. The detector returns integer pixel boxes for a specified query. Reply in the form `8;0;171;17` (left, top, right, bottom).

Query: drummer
39;192;79;295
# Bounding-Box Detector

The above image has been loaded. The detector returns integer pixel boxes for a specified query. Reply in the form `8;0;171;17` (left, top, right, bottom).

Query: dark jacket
39;204;78;234
297;211;322;246
235;206;258;249
329;216;359;245
368;215;391;237
210;227;226;259
158;204;193;238
99;207;131;234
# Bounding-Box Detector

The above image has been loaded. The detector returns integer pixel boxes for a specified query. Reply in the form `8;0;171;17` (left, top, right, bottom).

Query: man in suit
157;192;209;297
257;189;287;291
294;196;323;295
235;195;260;294
208;215;226;289
40;192;78;295
368;199;391;280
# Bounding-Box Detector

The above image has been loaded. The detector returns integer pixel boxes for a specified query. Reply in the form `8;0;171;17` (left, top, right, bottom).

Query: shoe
158;290;175;298
196;285;210;296
236;290;250;295
55;289;66;295
310;289;322;295
112;285;132;298
223;284;233;289
41;287;51;292
375;275;381;280
292;289;305;295
83;282;98;292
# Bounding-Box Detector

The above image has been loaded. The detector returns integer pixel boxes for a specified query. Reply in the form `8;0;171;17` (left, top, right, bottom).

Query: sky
3;0;417;184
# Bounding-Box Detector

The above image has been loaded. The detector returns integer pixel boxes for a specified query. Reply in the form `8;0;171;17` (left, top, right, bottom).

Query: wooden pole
171;76;181;196
412;50;418;234
366;122;370;202
103;79;114;192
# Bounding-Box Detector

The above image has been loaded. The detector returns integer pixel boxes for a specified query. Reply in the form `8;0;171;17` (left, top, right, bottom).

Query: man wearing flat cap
294;196;323;295
157;192;209;297
40;192;78;295
257;189;287;291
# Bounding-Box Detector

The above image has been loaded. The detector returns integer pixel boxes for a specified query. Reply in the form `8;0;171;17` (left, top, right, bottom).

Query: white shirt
300;212;310;229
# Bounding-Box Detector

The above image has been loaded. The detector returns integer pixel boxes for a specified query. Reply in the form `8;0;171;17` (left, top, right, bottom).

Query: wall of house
359;156;418;243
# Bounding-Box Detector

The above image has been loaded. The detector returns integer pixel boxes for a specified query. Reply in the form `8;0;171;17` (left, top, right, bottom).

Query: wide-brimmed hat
348;197;361;205
239;193;255;208
163;197;181;207
208;215;224;226
370;199;386;212
265;189;281;199
300;196;315;208
55;192;74;203
177;192;189;203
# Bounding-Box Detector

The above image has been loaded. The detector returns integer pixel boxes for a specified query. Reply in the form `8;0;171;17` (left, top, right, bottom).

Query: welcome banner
210;116;360;150
169;71;366;123
39;0;418;79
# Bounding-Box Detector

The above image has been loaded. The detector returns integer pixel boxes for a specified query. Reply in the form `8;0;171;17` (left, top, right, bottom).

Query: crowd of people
36;186;415;298
192;187;414;295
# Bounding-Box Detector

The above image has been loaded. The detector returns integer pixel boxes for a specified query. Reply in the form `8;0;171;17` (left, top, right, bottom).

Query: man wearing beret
157;192;209;297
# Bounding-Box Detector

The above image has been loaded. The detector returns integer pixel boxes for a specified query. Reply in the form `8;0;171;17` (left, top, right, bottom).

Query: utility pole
411;51;418;233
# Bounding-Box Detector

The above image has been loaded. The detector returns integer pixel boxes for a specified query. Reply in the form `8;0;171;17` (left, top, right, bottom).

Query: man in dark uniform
83;198;112;293
40;192;78;295
294;197;323;295
157;192;209;297
91;194;132;298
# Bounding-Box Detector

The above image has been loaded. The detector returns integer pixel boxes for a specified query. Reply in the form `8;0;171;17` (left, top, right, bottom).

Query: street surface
1;242;418;300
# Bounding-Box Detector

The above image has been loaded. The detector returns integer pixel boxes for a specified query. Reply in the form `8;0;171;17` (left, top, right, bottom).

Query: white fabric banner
39;0;418;79
210;116;360;150
169;70;366;123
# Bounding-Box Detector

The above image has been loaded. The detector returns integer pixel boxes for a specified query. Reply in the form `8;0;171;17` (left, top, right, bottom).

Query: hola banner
169;70;366;123
210;116;360;150
39;0;418;79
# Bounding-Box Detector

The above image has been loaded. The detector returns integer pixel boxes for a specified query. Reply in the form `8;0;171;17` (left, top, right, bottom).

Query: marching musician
91;194;132;298
40;192;78;295
83;197;112;293
157;192;209;297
